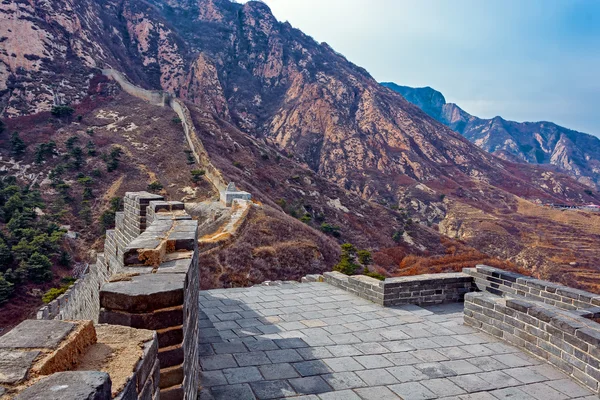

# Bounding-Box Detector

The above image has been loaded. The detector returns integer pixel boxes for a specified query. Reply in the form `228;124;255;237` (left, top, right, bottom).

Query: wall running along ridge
101;69;227;193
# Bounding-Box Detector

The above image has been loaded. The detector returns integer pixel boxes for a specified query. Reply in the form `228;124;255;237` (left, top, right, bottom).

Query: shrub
357;250;372;266
365;271;386;281
320;223;341;238
184;150;195;165
584;189;594;196
172;117;182;123
334;243;359;275
147;181;164;193
0;119;5;135
299;213;311;224
0;274;14;305
50;105;75;118
24;252;53;283
42;287;68;304
10;132;26;156
233;161;243;169
392;230;404;242
191;169;206;183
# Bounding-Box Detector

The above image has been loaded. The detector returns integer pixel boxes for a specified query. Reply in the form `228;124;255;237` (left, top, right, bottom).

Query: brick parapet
464;291;600;395
322;271;476;307
464;265;600;311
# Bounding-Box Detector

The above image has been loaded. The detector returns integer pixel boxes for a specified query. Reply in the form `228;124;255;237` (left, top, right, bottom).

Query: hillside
382;82;600;190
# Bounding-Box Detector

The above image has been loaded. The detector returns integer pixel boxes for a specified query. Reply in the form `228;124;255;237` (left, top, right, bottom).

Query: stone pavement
198;282;596;400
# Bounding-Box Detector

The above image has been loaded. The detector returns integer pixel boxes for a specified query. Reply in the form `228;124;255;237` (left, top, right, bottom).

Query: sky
245;0;600;137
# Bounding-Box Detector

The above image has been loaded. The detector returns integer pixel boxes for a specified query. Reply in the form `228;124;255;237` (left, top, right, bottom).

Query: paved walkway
198;282;596;400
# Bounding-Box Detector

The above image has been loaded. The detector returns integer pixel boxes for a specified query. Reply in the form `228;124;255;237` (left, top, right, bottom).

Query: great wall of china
2;72;600;399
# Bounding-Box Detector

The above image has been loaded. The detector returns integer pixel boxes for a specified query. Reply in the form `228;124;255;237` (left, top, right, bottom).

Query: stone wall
323;271;476;307
98;197;200;400
101;69;168;106
464;265;600;310
465;291;600;395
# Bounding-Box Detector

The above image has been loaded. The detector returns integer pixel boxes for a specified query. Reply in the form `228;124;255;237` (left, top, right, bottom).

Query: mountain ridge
382;82;600;189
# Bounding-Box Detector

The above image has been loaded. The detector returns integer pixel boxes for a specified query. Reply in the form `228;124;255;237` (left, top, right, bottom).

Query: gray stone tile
440;360;481;375
293;360;332;377
384;352;421;366
266;349;304;363
424;378;467;396
296;347;334;361
200;370;228;387
415;362;457;378
323;357;364;372
530;365;569;380
210;383;257;400
201;354;238;371
389;381;436;399
330;334;361;345
412;349;449;363
223;366;263;384
245;340;280;352
449;374;495;393
276;338;309;349
458;393;496;400
0;320;74;349
544;379;593;397
250;380;297;399
321;372;366;390
353;355;394;369
234;351;272;366
288;376;332;395
476;370;522;389
462;344;496;357
353;386;402;400
212;342;249;354
318;389;362;400
259;362;300;380
353;342;388;355
490;387;536;399
382;341;415;353
519;382;570;400
503;367;548;384
356;368;399;386
435;346;472;360
491;354;534;368
0;350;41;385
327;345;362;357
468;357;509;372
387;366;429;382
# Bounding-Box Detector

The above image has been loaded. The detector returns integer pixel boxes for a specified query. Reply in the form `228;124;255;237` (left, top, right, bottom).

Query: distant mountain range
381;83;600;189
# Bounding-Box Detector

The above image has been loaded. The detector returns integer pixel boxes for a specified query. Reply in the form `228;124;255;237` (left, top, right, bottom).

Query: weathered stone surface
15;371;111;400
0;320;75;349
0;350;40;384
100;274;185;313
156;259;192;275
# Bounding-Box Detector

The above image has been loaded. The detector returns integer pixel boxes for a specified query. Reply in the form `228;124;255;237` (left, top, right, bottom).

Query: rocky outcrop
383;83;600;189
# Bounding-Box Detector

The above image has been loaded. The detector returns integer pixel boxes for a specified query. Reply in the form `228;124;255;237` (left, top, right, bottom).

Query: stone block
0;320;75;350
99;306;183;330
0;350;40;385
15;371;111;400
159;345;184;368
100;274;185;313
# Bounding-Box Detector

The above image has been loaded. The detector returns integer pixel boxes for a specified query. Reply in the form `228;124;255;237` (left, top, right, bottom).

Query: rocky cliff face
383;83;600;189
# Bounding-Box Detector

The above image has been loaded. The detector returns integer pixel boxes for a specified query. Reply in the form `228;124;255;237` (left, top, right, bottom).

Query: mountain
382;82;600;189
1;0;600;323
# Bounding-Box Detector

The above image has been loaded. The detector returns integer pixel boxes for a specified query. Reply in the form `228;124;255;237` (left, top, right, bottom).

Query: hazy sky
249;0;600;137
